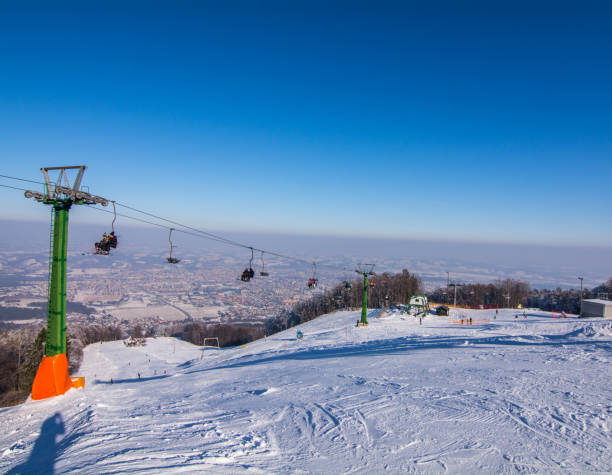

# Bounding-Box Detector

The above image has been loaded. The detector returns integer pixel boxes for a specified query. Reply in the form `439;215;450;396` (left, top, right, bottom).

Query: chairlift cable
87;204;345;274
86;205;241;246
0;183;29;192
4;172;362;280
0;174;47;186
114;201;247;250
112;202;315;265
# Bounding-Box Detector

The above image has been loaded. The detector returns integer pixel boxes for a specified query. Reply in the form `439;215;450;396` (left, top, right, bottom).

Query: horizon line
3;217;611;251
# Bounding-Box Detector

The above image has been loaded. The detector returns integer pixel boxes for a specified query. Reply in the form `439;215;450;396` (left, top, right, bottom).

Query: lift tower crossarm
41;166;86;200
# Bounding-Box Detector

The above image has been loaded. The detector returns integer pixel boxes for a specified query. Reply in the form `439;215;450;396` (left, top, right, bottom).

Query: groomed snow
1;308;611;473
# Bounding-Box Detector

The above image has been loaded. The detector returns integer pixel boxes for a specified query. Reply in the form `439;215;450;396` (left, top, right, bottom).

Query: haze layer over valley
2;219;610;331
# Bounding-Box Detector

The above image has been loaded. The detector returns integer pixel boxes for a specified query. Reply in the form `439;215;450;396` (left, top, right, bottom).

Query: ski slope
1;308;611;474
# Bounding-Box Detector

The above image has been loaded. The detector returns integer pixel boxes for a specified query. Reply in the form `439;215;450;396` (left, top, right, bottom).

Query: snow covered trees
179;323;264;348
428;279;531;308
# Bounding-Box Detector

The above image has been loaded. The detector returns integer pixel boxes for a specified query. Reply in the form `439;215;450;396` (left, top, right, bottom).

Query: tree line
427;278;612;314
0;323;123;407
156;322;265;348
428;279;531;308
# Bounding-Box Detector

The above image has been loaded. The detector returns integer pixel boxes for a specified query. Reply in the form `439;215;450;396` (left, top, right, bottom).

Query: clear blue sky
1;1;610;246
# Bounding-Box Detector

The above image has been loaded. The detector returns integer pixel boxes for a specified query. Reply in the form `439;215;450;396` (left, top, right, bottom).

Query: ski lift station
582;299;612;318
408;294;428;316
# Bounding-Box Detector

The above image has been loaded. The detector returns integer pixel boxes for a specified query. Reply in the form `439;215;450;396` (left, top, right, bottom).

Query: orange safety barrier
31;353;72;400
70;377;85;389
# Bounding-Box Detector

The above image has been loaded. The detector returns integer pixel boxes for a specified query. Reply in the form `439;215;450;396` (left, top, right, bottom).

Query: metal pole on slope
507;280;511;308
355;264;375;326
578;276;584;318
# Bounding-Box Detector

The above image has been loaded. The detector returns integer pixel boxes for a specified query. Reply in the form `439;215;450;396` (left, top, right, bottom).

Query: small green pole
360;272;368;325
45;200;71;356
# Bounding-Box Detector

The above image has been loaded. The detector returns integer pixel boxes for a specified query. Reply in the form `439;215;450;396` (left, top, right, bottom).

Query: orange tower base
31;354;74;400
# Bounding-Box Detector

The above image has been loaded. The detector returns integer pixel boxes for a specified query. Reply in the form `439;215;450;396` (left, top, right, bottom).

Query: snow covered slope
1;309;611;473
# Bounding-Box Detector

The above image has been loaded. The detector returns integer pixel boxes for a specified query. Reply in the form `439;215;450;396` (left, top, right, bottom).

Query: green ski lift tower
355;263;375;326
24;166;108;400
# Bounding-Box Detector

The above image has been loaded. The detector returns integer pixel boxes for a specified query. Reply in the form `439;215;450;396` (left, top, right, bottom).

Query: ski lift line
85;205;319;265
86;205;350;276
1;173;327;269
0;174;47;186
113;201;247;249
0;183;30;192
85;205;242;246
112;201;319;266
4;172;357;276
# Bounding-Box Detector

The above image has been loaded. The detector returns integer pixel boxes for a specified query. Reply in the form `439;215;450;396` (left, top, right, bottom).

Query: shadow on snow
94;375;171;385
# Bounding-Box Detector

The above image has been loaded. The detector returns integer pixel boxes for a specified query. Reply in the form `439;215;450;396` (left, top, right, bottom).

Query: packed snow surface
1;309;611;473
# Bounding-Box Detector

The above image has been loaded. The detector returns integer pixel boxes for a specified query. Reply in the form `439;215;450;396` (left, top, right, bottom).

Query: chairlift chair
342;267;352;289
108;202;118;248
259;251;269;276
94;233;111;255
308;262;318;289
241;248;255;282
94;202;118;255
166;228;180;264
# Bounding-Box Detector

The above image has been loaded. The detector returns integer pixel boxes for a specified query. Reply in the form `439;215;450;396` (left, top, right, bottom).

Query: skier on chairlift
108;231;117;248
95;233;111;254
241;267;255;282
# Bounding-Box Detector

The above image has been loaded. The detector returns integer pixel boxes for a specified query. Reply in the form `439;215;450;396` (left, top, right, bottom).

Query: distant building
582;299;612;318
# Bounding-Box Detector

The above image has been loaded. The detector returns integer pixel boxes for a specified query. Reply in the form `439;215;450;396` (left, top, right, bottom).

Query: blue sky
1;1;611;246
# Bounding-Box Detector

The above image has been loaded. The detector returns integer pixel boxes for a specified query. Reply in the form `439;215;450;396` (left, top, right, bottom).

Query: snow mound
564;322;612;338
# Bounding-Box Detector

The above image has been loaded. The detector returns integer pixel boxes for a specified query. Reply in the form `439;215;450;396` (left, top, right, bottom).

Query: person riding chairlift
241;267;255;282
108;231;117;249
95;233;111;254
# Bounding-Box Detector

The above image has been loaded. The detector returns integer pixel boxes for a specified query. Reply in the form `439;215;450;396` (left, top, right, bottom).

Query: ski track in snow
1;309;611;473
